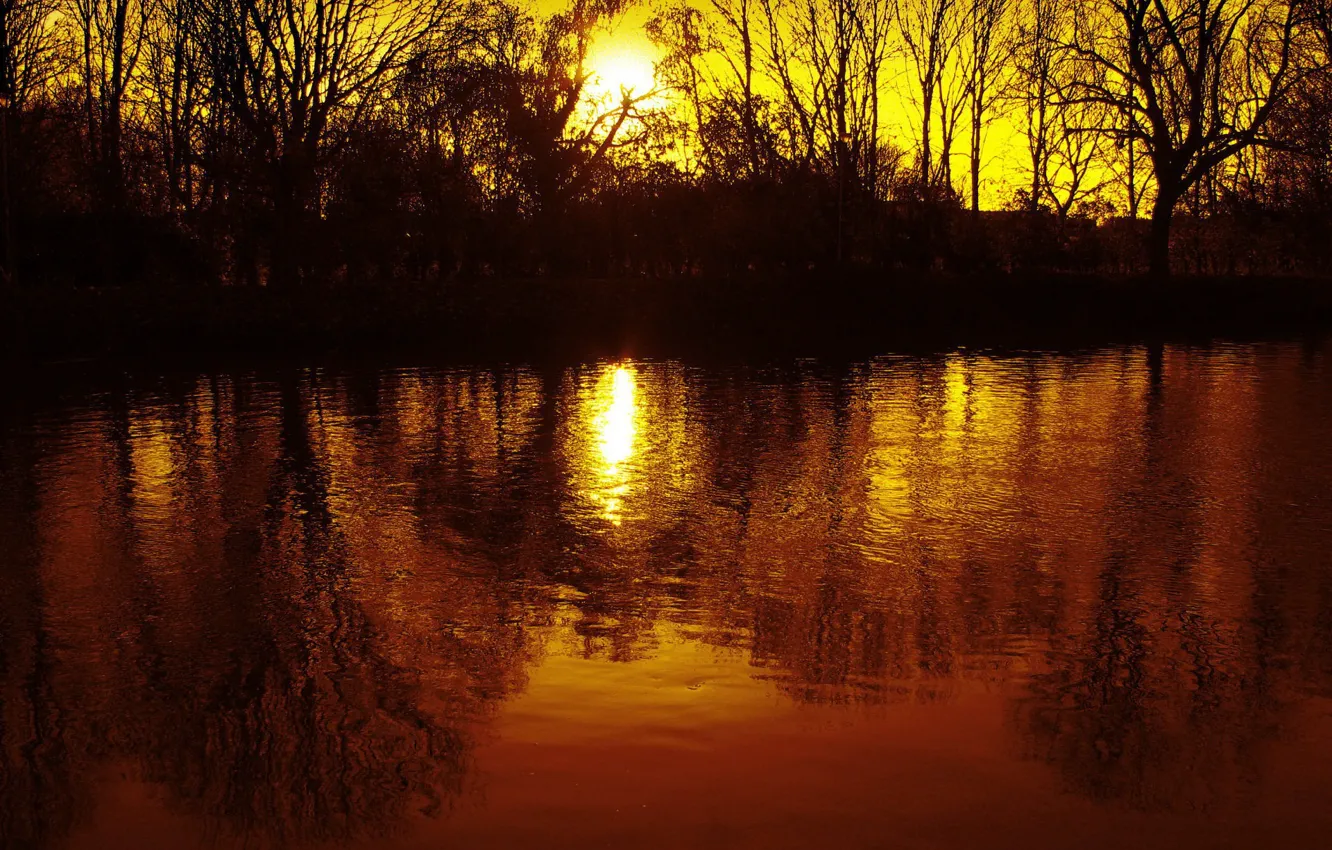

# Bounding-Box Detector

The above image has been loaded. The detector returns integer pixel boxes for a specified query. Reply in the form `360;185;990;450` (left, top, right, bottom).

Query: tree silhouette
195;0;474;285
964;0;1014;212
69;0;150;210
1;0;1331;281
1061;0;1319;274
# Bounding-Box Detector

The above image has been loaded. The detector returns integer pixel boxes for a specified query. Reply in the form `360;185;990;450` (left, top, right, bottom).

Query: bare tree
756;0;820;165
1106;77;1152;218
143;0;202;216
1010;0;1061;212
710;0;763;175
1044;85;1113;216
935;5;973;191
1062;0;1322;274
1242;0;1332;218
2;0;62;108
1;0;61;284
647;3;719;175
198;0;473;284
655;0;892;211
963;0;1013;211
745;0;888;182
806;0;860;176
894;0;966;193
485;0;660;218
805;0;887;257
855;0;893;197
68;0;150;208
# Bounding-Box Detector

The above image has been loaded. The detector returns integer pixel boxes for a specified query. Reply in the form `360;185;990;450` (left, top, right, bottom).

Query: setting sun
586;44;657;102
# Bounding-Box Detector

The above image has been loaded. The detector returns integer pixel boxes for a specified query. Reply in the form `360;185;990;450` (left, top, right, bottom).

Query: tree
484;1;660;228
647;4;717;175
713;0;762;176
68;0;150;208
1042;84;1113;217
963;0;1013;212
1010;0;1063;213
1010;0;1116;218
143;0;203;217
1;0;62;109
1;0;61;284
197;0;473;284
1062;0;1322;274
895;0;967;193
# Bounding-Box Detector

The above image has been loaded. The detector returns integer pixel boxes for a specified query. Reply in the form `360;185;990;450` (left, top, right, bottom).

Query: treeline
2;0;1332;286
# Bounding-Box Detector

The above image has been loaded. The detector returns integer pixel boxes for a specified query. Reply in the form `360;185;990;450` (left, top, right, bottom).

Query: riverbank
4;273;1331;362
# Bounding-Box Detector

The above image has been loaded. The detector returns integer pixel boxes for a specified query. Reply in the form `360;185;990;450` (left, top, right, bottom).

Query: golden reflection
5;345;1332;849
942;355;971;441
592;364;638;524
127;414;180;532
600;366;637;470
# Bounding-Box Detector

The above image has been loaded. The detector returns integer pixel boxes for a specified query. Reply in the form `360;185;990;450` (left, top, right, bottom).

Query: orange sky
550;0;1049;210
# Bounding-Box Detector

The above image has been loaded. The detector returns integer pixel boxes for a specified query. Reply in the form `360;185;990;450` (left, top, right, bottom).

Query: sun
586;43;657;103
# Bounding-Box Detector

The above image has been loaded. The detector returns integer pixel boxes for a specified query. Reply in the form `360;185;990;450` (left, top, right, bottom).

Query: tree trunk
1149;188;1176;277
103;104;124;209
271;151;314;288
271;190;301;288
920;86;934;190
741;8;757;177
970;105;981;214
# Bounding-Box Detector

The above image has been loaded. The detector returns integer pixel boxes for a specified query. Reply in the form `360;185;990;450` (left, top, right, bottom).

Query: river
2;343;1330;848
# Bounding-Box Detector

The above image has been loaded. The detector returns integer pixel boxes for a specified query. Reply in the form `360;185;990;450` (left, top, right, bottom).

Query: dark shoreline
5;273;1331;364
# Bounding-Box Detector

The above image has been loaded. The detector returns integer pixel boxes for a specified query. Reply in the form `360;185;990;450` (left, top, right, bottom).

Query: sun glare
598;365;637;473
586;45;657;103
591;364;638;526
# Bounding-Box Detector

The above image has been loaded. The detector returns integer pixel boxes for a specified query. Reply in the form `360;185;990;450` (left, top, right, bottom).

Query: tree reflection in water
0;344;1330;846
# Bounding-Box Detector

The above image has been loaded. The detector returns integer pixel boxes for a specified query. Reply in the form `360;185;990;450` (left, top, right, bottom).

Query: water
2;344;1331;849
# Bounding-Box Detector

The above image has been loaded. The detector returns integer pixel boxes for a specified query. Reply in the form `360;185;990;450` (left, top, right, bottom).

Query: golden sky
538;0;1044;210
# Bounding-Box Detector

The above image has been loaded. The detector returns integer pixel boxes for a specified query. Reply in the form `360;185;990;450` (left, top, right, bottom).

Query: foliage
0;0;1328;285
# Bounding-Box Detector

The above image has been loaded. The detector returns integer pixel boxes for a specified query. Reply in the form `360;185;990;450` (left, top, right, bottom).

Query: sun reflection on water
600;367;636;469
593;364;638;525
7;345;1332;847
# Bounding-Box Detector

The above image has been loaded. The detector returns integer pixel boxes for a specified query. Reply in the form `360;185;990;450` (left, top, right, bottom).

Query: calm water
2;344;1331;849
